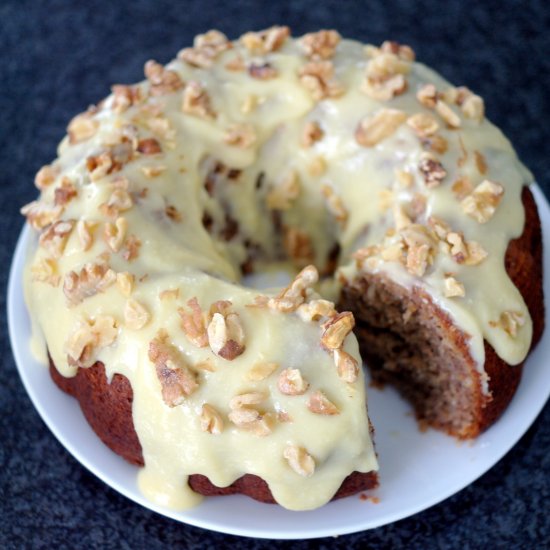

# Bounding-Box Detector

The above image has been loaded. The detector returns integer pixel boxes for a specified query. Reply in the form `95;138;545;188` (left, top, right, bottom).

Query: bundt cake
21;27;544;511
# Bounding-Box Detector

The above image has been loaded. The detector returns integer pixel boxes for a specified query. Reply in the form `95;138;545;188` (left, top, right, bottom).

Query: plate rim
8;184;550;540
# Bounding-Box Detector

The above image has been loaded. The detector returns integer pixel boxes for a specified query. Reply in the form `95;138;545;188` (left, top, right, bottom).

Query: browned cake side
339;186;544;438
49;360;378;504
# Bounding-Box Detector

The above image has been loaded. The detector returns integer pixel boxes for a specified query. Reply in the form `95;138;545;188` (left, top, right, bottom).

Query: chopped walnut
225;55;246;72
333;349;359;383
207;310;246;360
435;100;461;128
392;203;412;231
86;151;114;181
178;30;231;69
137;138;162;155
147;116;176;141
182;81;215;119
31;258;60;286
379;40;416;61
297;299;337;322
144;60;184;96
362;48;410;101
401;224;438;277
427;216;452;240
395;169;414;188
462;94;485;122
266;265;319;313
121;234;141;261
473;151;487;175
490;310;525;338
178;297;208;347
283;445;315;477
421;134;448;155
416;84;438;108
307;390;340;415
65;315;118;367
298;60;344;101
34;164;58;190
301;30;341;59
63;262;116;307
283;226;314;267
141;165;167;179
124;298;150;330
407;112;439;137
355;108;407;147
278;368;309;396
321;311;355;350
116;272;134;297
223;123;257;148
111;84;142;113
229;392;265;409
248;62;278;79
67;112;99;144
165;204;182;222
245;362;279;381
149;331;198;406
228;392;274;436
464;240;488;265
301;121;324;147
353;245;380;269
446;232;487;265
104;217;128;253
322;185;348;227
418;155;447;188
20;201;63;231
266;170;300;210
240;26;290;54
39;220;74;258
451;177;474;200
460;180;504;223
444;276;465;298
200;404;224;434
54;178;77;206
100;188;133;218
159;287;179;300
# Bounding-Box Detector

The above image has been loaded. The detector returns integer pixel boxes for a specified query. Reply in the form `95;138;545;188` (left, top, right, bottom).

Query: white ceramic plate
8;186;550;540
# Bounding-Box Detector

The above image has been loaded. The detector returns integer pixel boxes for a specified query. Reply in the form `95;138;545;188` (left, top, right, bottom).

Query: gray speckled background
1;1;549;548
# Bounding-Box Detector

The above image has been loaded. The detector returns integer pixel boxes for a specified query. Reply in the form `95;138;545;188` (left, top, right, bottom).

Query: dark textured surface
1;0;549;548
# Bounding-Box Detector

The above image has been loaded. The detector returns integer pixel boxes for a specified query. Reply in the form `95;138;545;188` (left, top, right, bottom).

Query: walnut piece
207;310;246;360
362;45;411;101
20;201;63;231
65;316;118;367
68;112;99;144
460;180;504;223
240;26;290;54
418;155;447;188
322;185;348;227
296;299;337;322
124;298;151;330
39;220;74;258
266;170;300;210
200;404;224;435
444;276;465;298
34;164;59;190
298;60;344;101
301;30;341;59
267;265;319;313
144;60;184;96
307;390;340;415
355;108;407;147
283;445;315;477
149;331;198;407
407;112;439;137
178;297;208;347
278;368;309;396
104;217;128;253
245;362;279;381
63;263;116;307
31;258;60;286
490;310;525;338
333;348;359;383
178;30;231;69
116;272;134;297
182;81;216;119
321;312;355;350
301;121;324;147
435;100;461;128
283;226;314;268
223;123;257;148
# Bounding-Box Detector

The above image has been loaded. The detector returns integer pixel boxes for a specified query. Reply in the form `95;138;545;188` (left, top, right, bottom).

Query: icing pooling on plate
22;28;531;510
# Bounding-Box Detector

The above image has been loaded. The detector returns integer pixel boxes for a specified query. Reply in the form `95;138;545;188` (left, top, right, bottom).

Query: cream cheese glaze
22;27;533;510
